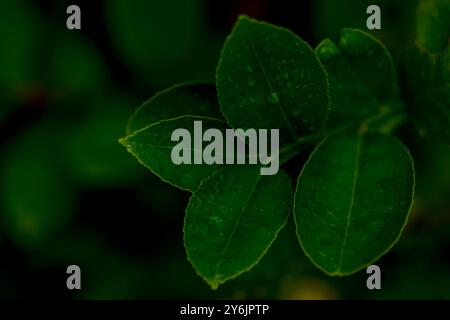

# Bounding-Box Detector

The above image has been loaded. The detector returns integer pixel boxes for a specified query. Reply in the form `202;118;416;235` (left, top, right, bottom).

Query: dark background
0;0;449;299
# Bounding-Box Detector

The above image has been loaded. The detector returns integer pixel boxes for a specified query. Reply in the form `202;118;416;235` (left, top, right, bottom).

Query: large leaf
403;44;450;143
121;84;225;191
416;0;450;53
316;29;399;127
294;130;414;275
184;166;292;288
216;16;330;143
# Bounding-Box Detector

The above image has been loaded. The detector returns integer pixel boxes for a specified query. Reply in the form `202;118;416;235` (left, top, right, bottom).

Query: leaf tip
316;38;340;60
237;14;251;22
118;137;129;148
209;281;220;290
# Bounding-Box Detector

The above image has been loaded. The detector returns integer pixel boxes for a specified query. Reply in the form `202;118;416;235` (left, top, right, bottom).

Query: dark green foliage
294;131;414;275
119;0;449;288
216;16;330;142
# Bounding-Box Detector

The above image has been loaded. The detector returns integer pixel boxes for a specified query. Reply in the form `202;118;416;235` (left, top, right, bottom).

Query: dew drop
284;72;290;80
247;78;256;87
246;65;254;73
287;81;292;88
267;92;279;104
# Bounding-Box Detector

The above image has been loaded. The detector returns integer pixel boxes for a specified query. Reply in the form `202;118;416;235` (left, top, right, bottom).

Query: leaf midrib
336;133;363;273
242;21;298;139
211;173;261;283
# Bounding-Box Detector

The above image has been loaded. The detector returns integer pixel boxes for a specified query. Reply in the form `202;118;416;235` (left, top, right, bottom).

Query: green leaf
403;44;450;143
105;0;221;87
312;0;419;50
121;116;227;192
127;83;223;135
121;84;226;191
1;124;75;249
316;29;399;127
184;166;292;288
216;16;330;143
294;130;414;275
444;45;450;82
62;94;143;187
46;32;112;96
0;0;45;96
416;0;450;53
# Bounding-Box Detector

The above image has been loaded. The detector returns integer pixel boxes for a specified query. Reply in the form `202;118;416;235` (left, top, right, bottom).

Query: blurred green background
0;0;449;299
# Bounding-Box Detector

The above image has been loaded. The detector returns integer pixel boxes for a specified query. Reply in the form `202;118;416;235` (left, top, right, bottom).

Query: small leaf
312;0;419;50
416;0;450;53
316;29;399;127
216;16;330;142
121;115;226;192
127;83;223;134
294;130;414;275
403;44;450;143
121;84;225;191
184;166;292;288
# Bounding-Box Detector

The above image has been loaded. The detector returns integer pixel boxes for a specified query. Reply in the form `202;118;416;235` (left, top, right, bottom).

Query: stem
279;103;408;165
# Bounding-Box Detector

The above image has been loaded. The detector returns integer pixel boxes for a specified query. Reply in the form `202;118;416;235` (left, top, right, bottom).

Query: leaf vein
336;133;363;272
242;22;297;138
212;175;261;282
